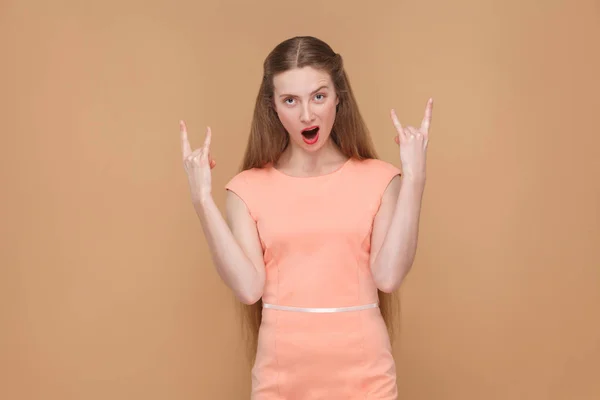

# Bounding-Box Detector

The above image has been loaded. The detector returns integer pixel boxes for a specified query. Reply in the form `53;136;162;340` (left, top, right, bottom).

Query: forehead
273;66;333;95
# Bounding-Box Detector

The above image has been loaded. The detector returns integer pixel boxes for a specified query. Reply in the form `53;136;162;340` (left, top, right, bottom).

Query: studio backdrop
1;0;598;399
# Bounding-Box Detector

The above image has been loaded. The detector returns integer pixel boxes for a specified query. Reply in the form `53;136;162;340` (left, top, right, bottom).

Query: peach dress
225;157;401;399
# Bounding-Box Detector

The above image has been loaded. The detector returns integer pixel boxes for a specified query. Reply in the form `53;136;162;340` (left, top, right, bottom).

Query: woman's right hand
180;120;216;206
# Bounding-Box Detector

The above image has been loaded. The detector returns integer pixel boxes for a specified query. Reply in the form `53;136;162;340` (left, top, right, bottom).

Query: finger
394;135;399;145
203;126;212;151
408;126;422;141
390;109;406;140
184;149;202;168
406;126;418;137
420;98;433;133
210;159;216;169
200;128;212;163
180;120;192;158
187;148;203;161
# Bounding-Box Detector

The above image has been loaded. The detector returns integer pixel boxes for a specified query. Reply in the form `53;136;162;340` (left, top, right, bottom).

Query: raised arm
180;121;265;304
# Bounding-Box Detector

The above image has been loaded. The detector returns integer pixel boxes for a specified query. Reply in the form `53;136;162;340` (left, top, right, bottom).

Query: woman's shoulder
347;158;401;201
225;164;272;189
351;157;401;176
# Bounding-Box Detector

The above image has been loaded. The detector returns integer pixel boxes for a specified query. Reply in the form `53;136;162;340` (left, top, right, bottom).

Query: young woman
180;36;432;399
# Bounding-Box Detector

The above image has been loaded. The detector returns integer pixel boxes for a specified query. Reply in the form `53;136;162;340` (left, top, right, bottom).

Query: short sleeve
225;170;258;221
368;159;402;212
374;159;402;193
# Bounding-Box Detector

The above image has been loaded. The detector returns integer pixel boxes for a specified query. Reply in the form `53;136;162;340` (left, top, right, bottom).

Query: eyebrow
278;85;330;98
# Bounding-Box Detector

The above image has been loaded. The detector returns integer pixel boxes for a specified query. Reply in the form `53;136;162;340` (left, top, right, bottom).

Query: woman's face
272;66;339;152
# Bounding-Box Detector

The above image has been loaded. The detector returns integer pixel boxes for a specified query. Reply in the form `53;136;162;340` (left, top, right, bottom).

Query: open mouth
301;126;320;144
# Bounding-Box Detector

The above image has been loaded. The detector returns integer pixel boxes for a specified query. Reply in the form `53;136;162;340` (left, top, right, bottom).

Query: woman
180;36;432;399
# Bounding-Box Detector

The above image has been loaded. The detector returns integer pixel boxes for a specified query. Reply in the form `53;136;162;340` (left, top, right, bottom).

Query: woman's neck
275;139;348;177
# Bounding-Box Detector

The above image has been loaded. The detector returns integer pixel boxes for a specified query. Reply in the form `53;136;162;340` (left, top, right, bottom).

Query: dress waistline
262;302;378;313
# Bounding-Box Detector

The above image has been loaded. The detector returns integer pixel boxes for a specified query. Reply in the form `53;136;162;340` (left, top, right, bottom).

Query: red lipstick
301;126;320;145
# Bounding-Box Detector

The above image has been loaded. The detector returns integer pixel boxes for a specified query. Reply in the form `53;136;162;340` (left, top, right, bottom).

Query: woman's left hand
391;98;433;184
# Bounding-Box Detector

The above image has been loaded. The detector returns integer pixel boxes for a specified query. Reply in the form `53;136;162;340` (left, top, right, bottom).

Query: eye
284;98;295;105
315;93;325;101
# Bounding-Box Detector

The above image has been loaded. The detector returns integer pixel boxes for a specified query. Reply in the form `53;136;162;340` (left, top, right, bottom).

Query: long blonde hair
237;36;399;362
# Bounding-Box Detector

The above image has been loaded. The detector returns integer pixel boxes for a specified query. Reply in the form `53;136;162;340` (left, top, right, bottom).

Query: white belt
262;303;378;313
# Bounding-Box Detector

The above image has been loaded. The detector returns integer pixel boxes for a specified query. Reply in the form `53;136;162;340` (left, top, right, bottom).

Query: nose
299;102;315;124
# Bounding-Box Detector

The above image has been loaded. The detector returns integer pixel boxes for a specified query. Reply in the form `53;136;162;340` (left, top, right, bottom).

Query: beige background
1;0;599;399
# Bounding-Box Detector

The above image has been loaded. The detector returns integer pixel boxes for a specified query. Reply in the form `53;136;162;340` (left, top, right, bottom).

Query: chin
300;137;328;152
